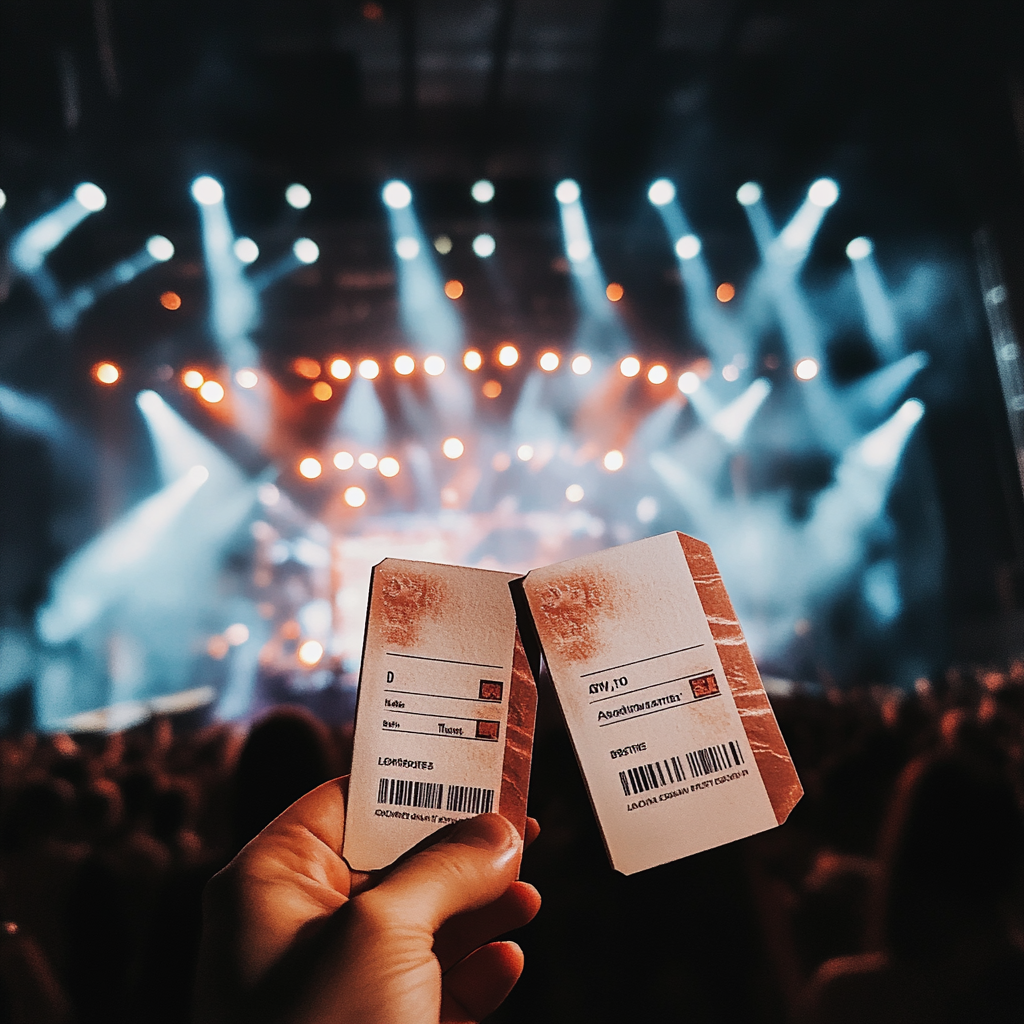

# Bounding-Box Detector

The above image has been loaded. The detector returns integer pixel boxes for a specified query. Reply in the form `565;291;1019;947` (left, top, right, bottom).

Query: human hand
195;777;541;1024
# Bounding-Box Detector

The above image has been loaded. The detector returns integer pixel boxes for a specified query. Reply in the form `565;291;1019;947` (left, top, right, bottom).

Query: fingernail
442;813;519;863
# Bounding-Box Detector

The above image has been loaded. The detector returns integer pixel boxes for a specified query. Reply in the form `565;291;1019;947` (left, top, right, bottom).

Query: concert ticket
342;558;537;872
519;531;802;875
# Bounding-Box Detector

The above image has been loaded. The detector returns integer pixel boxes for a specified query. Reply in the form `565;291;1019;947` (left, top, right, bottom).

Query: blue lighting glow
191;176;224;206
382;180;412;209
647;179;676;207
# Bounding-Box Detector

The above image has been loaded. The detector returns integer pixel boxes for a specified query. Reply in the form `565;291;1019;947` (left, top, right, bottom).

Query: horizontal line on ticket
579;644;705;678
383;708;494;723
384;688;498;704
386;651;505;670
597;691;721;727
380;728;498;741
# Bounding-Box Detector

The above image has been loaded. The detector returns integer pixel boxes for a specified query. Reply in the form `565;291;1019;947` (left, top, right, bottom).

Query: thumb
355;814;521;935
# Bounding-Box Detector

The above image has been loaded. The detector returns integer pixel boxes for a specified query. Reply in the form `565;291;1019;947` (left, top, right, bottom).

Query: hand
195;777;541;1024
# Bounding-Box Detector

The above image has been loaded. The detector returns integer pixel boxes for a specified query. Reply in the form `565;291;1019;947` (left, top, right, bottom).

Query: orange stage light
606;283;624;302
298;457;322;479
394;354;415;375
482;380;502;398
198;380;225;403
497;344;519;367
92;362;120;385
312;381;333;401
160;291;181;310
329;358;352;380
463;350;483;371
292;357;321;379
716;282;735;302
444;279;464;299
182;369;204;389
358;359;380;380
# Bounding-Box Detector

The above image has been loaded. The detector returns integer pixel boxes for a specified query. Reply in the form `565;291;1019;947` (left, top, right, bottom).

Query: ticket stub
520;531;802;875
343;558;538;872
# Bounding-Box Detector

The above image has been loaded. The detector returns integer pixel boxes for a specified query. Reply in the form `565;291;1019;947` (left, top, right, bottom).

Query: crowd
0;664;1021;1023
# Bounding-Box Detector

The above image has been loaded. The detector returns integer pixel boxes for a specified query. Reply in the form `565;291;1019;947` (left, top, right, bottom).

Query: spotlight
555;179;581;205
619;357;641;378
678;370;701;394
235;369;258;389
606;283;624;302
675;235;701;260
182;370;204;389
92;361;120;385
736;182;762;206
344;486;366;507
434;235;453;254
299;457;322;479
794;357;819;381
647;364;668;385
293;238;319;264
565;484;584;502
571;355;592;375
539;351;560;371
567;239;592;262
517;445;534;461
74;183;107;211
472;233;495;258
234;237;259;264
312;381;333;401
334;451;354;470
160;291;181;310
463;350;483;371
846;236;873;260
297;640;324;667
471;179;495;203
394;354;415;375
497;344;519;367
191;176;223;206
722;364;739;382
382;180;412;209
647;179;676;206
358;359;380;380
395;237;420;260
285;183;312;209
808;178;839;208
146;236;174;261
482;380;501;398
225;623;249;646
423;355;446;376
716;282;735;302
444;279;464;299
442;437;464;459
379;456;400;477
329;358;352;380
603;450;624;471
358;452;378;469
199;380;225;403
293;358;321;379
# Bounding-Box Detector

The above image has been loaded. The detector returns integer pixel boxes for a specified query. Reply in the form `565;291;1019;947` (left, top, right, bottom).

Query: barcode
686;739;745;778
377;778;444;809
618;756;686;797
446;784;494;814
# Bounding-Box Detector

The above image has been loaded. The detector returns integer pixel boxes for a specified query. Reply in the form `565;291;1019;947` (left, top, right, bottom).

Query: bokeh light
808;178;839;208
235;369;258;388
675;235;701;260
571;355;592;375
285;183;312;209
329;358;351;380
497;344;519;367
298;457;322;479
716;282;735;302
539;351;560;371
424;355;446;376
234;237;259;264
434;235;453;254
293;357;321;379
394;354;415;375
182;370;204;389
224;623;249;646
444;279;464;299
846;237;873;260
482;380;502;398
93;362;120;385
463;350;483;371
75;182;107;210
312;381;333;401
379;456;400;477
333;451;354;470
555;179;581;204
647;364;668;385
297;640;324;666
603;450;624;471
517;444;534;461
647;179;676;206
619;356;641;378
795;357;819;381
678;371;701;394
382;180;412;209
472;233;496;258
199;380;225;403
190;176;223;205
471;179;495;203
442;437;465;459
722;364;740;382
565;484;584;502
160;291;181;310
358;452;378;469
395;237;420;260
736;182;762;206
344;486;367;508
606;282;624;302
293;238;319;264
358;359;380;380
146;236;174;261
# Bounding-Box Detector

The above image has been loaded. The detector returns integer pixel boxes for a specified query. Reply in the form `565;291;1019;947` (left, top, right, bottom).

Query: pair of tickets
343;531;803;876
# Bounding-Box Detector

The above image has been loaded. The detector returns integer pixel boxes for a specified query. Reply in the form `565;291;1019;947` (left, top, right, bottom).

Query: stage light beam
191;177;223;205
424;355;446;376
382;180;412;209
234;238;259;264
146;236;174;261
330;359;352;380
647;179;676;206
358;359;380;380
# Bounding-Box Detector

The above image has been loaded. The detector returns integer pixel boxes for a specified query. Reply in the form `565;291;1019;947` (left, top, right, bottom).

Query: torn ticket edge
342;558;537;874
516;531;802;875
